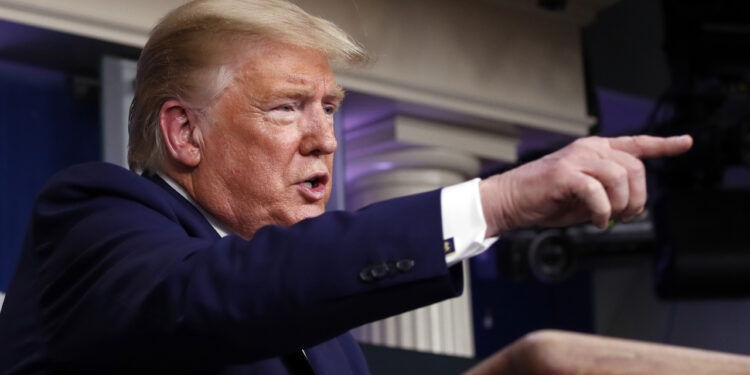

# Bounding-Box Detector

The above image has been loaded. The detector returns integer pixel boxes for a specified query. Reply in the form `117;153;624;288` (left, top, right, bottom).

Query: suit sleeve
28;165;462;372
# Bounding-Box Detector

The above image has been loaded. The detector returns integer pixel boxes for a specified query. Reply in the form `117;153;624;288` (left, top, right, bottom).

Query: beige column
347;147;479;357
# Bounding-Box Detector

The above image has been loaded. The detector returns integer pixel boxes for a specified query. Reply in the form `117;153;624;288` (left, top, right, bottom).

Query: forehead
231;41;342;96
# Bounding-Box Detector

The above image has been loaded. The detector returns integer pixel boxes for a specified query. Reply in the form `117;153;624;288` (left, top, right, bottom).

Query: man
0;0;692;374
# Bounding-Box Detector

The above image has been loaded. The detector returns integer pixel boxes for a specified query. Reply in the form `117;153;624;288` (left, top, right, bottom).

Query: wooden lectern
465;330;750;375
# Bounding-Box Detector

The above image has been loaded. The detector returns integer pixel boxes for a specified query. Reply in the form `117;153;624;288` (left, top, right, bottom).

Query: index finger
608;135;693;159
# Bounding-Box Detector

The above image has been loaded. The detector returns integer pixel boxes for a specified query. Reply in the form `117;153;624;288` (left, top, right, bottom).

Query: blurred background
1;0;749;373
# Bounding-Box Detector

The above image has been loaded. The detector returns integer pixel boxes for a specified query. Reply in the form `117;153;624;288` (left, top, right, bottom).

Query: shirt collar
157;172;231;238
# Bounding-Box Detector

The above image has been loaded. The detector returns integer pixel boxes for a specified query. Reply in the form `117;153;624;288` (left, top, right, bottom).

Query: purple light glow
345;161;395;184
596;87;657;137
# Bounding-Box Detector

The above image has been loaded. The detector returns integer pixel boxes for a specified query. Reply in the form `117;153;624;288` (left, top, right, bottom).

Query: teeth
303;181;313;188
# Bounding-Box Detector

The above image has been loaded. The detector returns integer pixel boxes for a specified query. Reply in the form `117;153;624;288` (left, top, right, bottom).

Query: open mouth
302;176;323;189
298;173;329;192
297;173;329;201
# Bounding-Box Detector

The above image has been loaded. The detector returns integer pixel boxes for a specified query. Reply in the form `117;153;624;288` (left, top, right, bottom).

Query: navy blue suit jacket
0;163;462;374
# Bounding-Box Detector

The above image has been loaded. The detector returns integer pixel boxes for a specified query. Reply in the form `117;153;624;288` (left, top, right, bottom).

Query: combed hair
128;0;368;172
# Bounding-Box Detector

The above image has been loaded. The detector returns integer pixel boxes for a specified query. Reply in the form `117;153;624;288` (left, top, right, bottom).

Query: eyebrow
328;84;346;103
273;77;346;103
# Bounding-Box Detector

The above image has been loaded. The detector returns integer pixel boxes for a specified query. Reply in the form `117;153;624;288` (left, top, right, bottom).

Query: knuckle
572;137;595;151
571;136;610;157
549;159;575;179
612;165;628;181
595;206;611;219
556;158;575;173
625;157;645;175
628;135;646;154
583;179;602;197
572;137;588;146
612;191;628;209
574;136;597;148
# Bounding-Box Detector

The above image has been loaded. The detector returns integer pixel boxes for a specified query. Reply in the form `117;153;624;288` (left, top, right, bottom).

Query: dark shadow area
360;343;479;375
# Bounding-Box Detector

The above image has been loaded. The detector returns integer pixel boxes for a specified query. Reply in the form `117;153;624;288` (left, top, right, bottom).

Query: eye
268;103;299;123
323;106;335;115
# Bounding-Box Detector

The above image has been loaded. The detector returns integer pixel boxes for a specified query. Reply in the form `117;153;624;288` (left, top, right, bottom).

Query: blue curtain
0;60;100;291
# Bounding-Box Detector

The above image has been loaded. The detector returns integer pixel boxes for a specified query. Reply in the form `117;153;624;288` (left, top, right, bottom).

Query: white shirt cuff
441;178;498;267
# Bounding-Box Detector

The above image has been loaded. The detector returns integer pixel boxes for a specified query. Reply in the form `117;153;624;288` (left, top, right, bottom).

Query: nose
299;108;338;156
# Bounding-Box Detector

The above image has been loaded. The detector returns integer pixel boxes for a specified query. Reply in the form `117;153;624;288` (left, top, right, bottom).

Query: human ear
159;100;202;168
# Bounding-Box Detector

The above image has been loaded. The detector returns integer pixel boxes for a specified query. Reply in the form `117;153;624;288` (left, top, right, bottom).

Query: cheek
221;125;289;167
247;141;301;194
262;132;304;168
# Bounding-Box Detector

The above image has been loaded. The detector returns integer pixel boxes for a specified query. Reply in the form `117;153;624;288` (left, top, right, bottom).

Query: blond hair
128;0;367;172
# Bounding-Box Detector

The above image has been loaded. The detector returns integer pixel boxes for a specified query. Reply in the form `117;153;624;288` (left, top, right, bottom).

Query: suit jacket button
386;262;398;276
370;263;390;279
396;259;415;272
360;268;375;283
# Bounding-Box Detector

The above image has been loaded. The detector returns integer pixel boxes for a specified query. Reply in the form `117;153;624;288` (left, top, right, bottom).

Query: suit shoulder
46;162;145;189
37;162;169;212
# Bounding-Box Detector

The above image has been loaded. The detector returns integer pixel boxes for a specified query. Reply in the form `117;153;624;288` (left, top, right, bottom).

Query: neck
157;168;233;238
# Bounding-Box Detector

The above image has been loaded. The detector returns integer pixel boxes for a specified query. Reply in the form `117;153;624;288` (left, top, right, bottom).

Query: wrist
479;174;515;237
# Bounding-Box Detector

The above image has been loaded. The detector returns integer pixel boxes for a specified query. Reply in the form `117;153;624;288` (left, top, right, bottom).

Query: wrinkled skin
162;41;343;239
